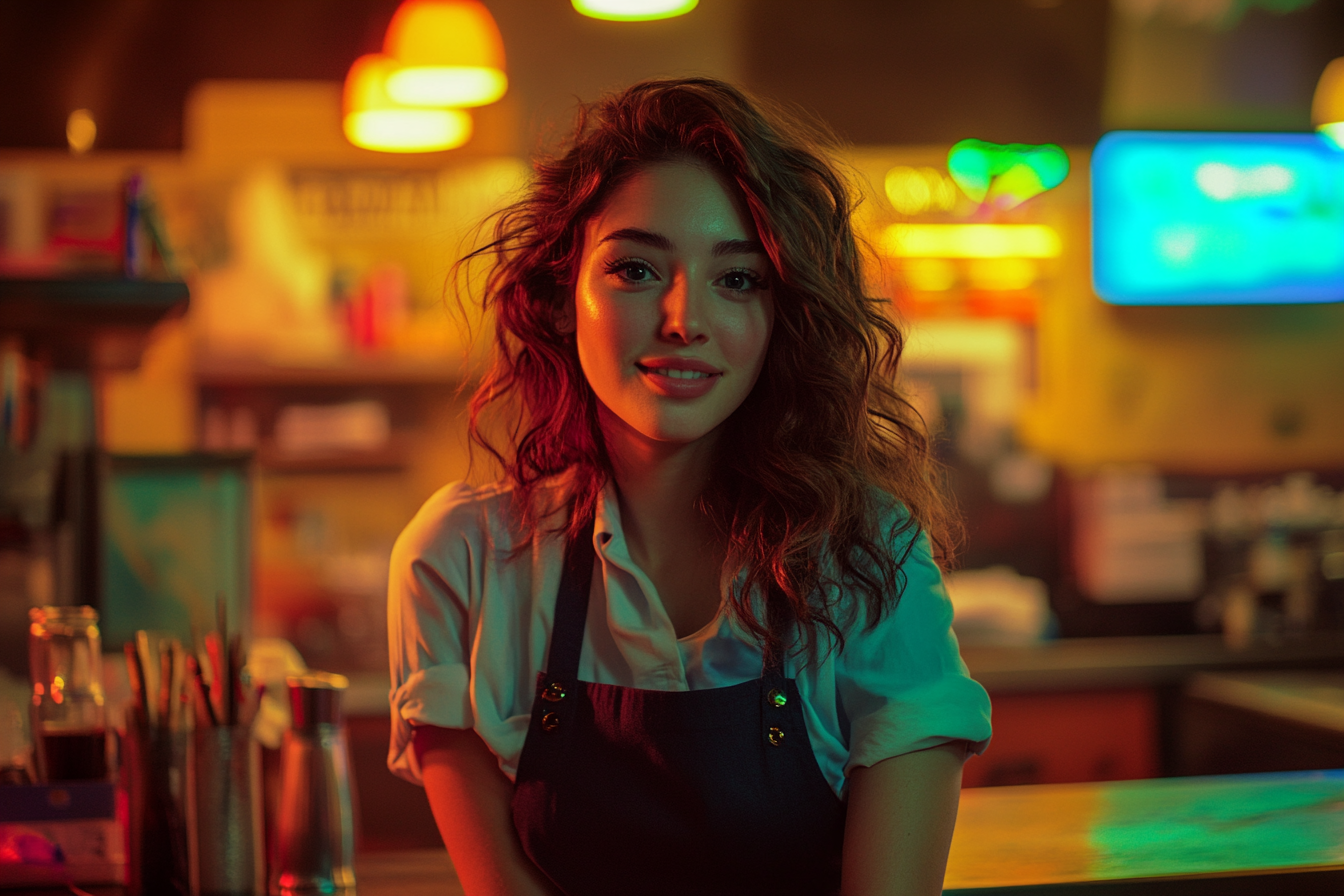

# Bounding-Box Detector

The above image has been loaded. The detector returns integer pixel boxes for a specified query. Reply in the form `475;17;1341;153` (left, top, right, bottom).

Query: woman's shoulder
861;486;923;553
393;476;570;564
392;479;517;564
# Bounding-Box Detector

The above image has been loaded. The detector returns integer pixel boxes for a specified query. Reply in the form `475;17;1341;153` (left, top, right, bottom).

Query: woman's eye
606;259;656;283
720;270;763;292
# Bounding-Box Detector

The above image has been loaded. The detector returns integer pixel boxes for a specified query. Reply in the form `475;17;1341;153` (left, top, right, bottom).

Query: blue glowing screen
1091;131;1344;305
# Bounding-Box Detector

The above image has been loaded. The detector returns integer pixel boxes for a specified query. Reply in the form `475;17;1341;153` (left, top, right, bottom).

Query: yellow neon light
885;166;957;216
881;224;1061;259
572;0;698;22
387;67;506;108
345;109;472;152
343;54;473;152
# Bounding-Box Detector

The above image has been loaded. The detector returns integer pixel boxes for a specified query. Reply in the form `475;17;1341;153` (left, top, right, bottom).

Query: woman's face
572;161;775;450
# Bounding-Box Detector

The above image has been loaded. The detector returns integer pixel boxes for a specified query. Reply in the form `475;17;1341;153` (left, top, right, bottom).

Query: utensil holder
190;724;263;896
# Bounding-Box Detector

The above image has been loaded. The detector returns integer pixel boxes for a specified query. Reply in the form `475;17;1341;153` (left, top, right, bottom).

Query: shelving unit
0;276;189;370
193;352;461;474
0;276;192;661
190;349;469;674
194;353;463;388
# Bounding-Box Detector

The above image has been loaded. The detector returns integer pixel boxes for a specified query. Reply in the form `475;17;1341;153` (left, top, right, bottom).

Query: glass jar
28;605;108;781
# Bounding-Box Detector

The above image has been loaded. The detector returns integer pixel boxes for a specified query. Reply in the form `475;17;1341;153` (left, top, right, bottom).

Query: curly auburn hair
464;77;958;661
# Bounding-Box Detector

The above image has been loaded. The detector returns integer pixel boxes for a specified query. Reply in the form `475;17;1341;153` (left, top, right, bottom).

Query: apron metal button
768;726;784;746
767;688;787;708
542;712;561;732
542;682;567;702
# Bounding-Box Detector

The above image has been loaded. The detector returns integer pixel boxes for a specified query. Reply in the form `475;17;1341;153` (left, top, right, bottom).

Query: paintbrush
204;632;224;725
167;640;185;731
187;654;218;728
227;633;243;726
123;642;147;729
157;638;171;727
135;631;159;729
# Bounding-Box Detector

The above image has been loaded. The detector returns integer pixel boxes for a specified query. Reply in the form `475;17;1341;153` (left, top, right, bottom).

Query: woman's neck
600;411;719;575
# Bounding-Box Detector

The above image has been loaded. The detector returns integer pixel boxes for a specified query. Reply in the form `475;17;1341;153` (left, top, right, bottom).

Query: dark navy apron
511;521;846;896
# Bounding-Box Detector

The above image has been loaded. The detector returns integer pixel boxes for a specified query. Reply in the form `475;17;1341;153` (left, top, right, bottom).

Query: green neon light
947;139;1070;210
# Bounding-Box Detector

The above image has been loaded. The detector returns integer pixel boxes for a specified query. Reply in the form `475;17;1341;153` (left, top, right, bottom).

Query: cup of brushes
121;602;263;896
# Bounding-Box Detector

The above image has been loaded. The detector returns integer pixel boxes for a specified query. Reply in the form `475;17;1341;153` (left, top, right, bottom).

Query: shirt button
767;688;787;708
542;682;566;702
542;712;561;733
768;727;784;747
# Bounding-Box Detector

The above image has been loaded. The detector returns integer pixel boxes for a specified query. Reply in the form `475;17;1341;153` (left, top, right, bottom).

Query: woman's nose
659;274;707;344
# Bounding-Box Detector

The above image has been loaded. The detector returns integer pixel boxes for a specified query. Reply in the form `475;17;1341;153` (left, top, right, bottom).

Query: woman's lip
637;358;722;375
637;365;721;398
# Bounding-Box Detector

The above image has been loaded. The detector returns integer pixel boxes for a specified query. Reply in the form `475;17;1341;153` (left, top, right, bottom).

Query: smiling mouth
637;365;717;380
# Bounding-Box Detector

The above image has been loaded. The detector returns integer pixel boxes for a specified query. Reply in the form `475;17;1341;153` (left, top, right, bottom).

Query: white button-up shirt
388;478;991;797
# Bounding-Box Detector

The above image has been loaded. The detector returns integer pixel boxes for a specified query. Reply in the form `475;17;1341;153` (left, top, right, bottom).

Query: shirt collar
592;479;624;553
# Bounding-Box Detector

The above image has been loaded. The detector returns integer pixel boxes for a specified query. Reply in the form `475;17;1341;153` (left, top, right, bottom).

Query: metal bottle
269;672;355;896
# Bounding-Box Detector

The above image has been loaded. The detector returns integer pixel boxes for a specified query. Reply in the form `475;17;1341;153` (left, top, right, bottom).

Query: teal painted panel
101;455;250;649
1092;131;1344;305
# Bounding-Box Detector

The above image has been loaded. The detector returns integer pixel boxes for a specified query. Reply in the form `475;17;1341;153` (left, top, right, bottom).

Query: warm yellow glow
344;54;473;152
1313;57;1344;129
967;258;1038;291
387;67;506;107
384;0;507;107
881;224;1061;259
885;166;957;216
66;108;96;153
904;258;958;292
345;109;472;152
572;0;699;21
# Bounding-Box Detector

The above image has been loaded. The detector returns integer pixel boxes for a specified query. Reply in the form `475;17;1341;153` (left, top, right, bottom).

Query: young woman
388;78;991;896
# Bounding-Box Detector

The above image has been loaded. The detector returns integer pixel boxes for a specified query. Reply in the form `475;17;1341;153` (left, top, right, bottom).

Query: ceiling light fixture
383;0;507;108
343;54;473;153
572;0;699;22
1312;57;1344;148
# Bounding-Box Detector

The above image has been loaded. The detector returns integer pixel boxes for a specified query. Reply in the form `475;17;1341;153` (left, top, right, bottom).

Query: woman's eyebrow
597;229;765;258
713;238;765;257
598;227;673;250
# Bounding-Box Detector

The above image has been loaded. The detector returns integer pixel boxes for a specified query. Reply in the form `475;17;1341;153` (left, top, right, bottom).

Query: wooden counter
352;769;1344;895
960;632;1344;694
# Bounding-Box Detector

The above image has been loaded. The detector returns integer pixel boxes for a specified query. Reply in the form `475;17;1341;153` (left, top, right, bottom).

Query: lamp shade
1313;57;1344;146
383;0;507;108
572;0;699;21
343;53;472;152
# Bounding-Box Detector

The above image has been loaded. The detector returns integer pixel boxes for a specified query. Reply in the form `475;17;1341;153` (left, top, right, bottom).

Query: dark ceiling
0;0;400;150
1;0;1341;151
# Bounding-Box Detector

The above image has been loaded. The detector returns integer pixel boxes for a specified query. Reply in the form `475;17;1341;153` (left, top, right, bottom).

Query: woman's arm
413;725;559;896
840;741;967;896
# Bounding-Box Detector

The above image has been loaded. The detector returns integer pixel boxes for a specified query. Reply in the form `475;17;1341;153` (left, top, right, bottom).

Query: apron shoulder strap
547;516;595;681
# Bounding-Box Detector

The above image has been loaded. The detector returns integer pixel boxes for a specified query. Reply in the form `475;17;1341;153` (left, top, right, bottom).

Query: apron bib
511;521;846;896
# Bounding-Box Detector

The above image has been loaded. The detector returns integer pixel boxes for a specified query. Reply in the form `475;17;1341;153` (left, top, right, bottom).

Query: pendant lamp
343;53;473;152
572;0;698;21
383;0;507;108
1313;57;1344;148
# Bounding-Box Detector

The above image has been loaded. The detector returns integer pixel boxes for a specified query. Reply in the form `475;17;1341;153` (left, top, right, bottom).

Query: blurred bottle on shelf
27;605;107;782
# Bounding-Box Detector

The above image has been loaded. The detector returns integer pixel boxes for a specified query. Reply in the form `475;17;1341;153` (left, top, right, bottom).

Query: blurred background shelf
254;434;413;474
194;353;465;388
0;276;188;369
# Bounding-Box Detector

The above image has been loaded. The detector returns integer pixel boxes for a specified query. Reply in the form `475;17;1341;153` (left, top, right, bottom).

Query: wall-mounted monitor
1091;131;1344;305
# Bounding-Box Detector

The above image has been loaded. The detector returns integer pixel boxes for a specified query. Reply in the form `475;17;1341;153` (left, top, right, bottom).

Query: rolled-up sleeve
386;483;478;785
838;524;992;775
